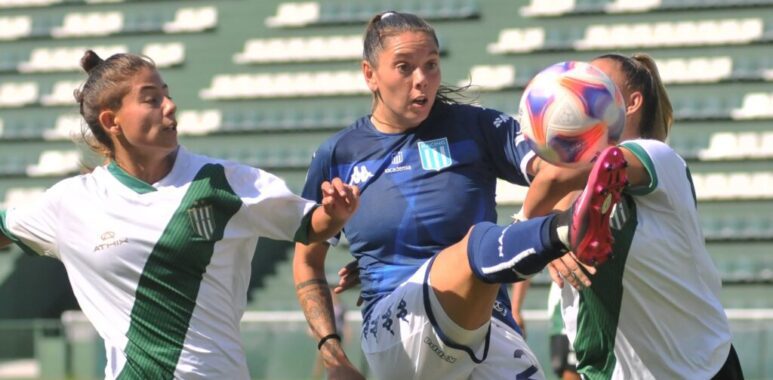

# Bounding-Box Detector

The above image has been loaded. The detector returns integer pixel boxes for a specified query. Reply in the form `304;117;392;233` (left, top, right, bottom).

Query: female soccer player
293;11;627;380
525;53;744;379
0;50;359;379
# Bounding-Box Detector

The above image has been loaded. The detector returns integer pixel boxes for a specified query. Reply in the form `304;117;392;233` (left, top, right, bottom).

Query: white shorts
360;259;545;380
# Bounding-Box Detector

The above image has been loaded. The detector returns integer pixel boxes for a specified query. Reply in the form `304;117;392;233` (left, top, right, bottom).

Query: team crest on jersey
188;201;215;240
391;151;404;165
418;138;452;171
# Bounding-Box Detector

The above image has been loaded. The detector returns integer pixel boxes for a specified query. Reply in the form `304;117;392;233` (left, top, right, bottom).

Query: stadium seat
0;15;32;40
142;42;185;67
460;65;516;90
51;11;123;38
520;0;576;17
26;150;81;177
606;0;661;12
43;114;81;141
266;2;320;28
177;109;222;135
0;81;38;108
41;80;82;106
1;187;44;209
487;28;546;54
732;92;773;119
163;6;217;33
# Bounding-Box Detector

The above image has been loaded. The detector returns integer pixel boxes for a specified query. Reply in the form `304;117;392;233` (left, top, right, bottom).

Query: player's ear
626;91;644;116
99;109;121;136
362;60;378;92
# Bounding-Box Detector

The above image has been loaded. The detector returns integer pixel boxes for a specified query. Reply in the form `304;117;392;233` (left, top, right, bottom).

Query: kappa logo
94;231;128;252
493;113;510;128
188;200;216;240
349;165;373;185
418;138;452;171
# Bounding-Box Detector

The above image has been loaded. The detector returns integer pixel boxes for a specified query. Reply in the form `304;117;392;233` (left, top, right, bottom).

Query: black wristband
317;333;341;350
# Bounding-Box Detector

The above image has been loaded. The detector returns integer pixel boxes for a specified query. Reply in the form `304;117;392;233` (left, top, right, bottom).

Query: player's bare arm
619;147;650;188
523;160;592;218
294;242;364;379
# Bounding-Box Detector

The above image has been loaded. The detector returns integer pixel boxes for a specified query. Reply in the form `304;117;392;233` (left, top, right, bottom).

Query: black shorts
712;345;744;380
550;334;577;377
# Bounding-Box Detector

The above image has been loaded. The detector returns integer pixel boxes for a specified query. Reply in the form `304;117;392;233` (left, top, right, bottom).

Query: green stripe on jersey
117;164;242;379
574;195;637;380
108;161;157;194
620;142;658;196
0;210;42;256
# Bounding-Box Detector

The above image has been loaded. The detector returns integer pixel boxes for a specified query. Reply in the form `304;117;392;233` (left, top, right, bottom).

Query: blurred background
0;0;771;379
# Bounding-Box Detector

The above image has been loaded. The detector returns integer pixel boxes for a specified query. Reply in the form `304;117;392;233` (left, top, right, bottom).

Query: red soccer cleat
569;146;628;266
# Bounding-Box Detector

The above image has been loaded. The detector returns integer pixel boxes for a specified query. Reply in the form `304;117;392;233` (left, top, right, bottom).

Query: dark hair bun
80;50;104;73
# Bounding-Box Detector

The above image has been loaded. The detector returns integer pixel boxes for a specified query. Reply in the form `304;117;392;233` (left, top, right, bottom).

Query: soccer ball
518;61;625;166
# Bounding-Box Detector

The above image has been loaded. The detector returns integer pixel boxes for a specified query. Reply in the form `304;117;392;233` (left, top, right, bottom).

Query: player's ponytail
633;53;673;142
595;53;673;142
74;50;156;158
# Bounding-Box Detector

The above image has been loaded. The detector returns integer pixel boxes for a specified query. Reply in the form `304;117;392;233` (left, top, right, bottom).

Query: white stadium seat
43;114;82;141
52;11;124;38
0;15;32;40
487;28;545;54
163;6;217;33
0;81;38;107
520;0;575;17
41;80;82;106
26;150;81;177
495;180;528;205
460;65;516;90
177;109;222;136
2;187;45;209
142;42;185;67
266;2;320;28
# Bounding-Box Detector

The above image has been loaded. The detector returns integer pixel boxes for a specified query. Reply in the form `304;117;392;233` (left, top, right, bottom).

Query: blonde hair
595;53;673;142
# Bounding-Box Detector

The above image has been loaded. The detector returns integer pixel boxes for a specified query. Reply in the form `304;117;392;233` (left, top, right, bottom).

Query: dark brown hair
73;50;156;157
595;53;673;141
362;11;468;108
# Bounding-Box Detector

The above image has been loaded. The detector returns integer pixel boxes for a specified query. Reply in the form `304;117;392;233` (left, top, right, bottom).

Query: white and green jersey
561;139;731;380
0;147;317;379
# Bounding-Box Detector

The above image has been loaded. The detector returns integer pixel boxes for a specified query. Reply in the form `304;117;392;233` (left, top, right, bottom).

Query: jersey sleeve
477;108;535;185
301;146;333;203
226;163;317;244
300;144;341;245
620;139;696;212
1;184;64;258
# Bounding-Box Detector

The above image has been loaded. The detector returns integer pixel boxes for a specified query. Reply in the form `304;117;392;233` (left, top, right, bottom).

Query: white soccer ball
518;61;625;166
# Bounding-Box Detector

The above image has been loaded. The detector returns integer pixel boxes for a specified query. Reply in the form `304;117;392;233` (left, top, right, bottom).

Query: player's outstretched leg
466;145;628;283
568;145;628;265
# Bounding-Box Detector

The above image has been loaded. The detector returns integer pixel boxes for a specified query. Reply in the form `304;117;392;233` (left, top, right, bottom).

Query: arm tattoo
295;278;328;290
296;278;336;337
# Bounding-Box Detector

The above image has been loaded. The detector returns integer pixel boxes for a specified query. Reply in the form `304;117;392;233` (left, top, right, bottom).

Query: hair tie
317;333;341;350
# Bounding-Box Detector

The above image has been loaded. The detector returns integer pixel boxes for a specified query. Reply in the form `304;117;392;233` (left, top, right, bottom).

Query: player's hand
548;252;595;290
334;260;364;307
320;178;360;223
